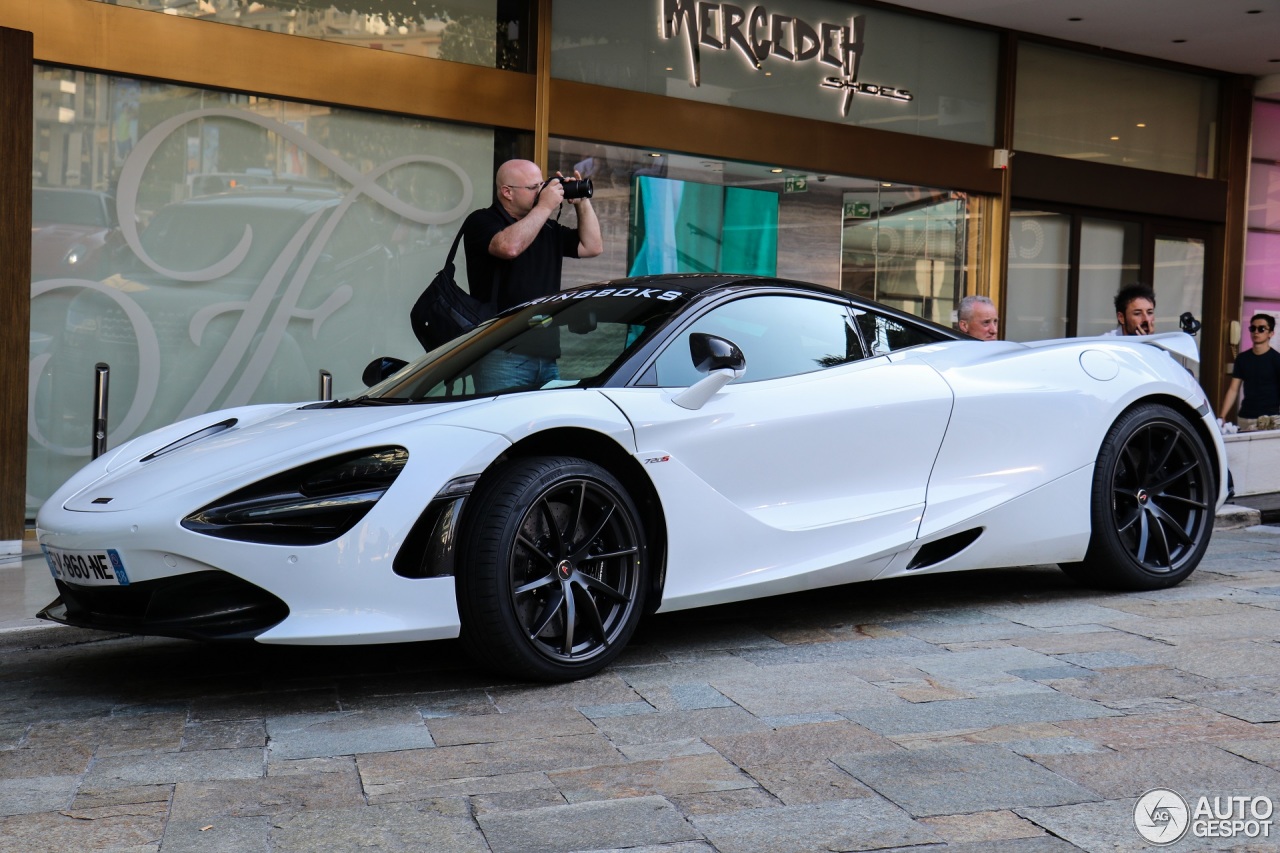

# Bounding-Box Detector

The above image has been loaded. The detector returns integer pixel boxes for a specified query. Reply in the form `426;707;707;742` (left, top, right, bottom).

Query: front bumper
39;570;288;641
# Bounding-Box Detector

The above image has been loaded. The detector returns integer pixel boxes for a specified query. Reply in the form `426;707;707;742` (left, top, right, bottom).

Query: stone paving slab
477;795;699;853
833;743;1096;816
689;797;940;853
1;527;1279;851
266;708;437;759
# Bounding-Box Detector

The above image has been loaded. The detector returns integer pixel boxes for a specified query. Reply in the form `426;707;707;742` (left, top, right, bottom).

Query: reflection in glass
28;64;500;516
547;138;979;330
840;187;969;328
1015;42;1217;178
1078;218;1141;337
1153;236;1205;378
86;0;529;70
1005;210;1069;342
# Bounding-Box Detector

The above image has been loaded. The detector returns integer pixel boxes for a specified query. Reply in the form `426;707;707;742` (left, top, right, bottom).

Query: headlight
182;447;408;545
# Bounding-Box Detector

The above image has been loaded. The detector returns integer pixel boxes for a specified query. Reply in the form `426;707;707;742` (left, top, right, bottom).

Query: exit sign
784;174;808;193
844;201;872;218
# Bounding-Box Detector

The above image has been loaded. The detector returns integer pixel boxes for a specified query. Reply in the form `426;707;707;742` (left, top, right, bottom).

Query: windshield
367;286;693;401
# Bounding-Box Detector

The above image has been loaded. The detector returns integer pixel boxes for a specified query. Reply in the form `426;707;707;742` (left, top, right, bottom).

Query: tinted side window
854;310;940;356
652;295;864;387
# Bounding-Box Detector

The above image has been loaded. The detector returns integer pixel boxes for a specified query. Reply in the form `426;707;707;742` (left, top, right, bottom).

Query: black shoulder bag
410;228;495;352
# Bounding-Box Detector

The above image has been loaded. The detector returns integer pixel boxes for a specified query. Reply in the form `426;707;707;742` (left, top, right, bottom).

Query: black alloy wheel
458;456;647;681
1063;403;1214;590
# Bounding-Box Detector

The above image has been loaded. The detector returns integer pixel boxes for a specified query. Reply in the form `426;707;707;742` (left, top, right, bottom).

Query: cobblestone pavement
3;526;1280;853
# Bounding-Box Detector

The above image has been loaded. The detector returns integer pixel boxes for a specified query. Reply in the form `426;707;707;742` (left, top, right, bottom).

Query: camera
541;175;593;200
1179;311;1202;336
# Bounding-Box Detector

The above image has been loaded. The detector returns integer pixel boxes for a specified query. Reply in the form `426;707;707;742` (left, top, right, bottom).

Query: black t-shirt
460;203;580;311
1233;347;1280;417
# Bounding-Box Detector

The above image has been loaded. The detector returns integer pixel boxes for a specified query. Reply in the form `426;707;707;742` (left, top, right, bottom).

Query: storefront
0;0;1257;528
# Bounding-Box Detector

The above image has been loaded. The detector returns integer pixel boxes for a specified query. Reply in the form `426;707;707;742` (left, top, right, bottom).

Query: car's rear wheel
458;456;647;681
1061;402;1214;590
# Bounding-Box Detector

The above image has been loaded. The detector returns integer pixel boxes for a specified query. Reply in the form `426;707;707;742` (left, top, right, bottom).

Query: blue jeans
474;351;559;393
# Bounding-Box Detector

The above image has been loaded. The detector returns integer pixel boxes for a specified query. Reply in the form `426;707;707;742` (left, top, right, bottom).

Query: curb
1216;503;1262;530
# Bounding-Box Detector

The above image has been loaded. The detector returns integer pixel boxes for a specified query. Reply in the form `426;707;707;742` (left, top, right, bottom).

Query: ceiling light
1136;123;1146;128
1110;136;1120;141
770;168;783;173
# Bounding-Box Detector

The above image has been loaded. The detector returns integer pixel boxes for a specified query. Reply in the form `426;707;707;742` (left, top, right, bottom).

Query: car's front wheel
458;456;647;681
1062;402;1215;590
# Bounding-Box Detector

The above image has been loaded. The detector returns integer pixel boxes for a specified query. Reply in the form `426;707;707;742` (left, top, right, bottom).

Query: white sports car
36;275;1227;681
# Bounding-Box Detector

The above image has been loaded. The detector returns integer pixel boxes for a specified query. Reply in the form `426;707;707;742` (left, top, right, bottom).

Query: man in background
1219;312;1280;432
1103;283;1156;336
957;295;999;340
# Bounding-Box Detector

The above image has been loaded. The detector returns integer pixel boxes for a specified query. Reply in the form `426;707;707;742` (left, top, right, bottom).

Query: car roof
570;274;965;340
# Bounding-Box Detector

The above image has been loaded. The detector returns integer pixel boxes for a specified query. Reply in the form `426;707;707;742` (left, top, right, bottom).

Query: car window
650;294;864;387
365;288;692;401
32;189;115;228
853;310;940;356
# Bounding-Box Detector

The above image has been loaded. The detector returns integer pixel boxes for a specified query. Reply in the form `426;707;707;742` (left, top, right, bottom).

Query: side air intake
906;527;983;571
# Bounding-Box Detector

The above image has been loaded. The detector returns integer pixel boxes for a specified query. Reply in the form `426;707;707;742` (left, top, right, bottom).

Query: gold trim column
1;25;33;536
986;33;1019;318
534;0;553;172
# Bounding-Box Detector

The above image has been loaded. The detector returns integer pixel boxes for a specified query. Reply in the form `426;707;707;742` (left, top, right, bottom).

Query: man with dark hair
1102;283;1156;336
1219;312;1280;432
957;295;999;340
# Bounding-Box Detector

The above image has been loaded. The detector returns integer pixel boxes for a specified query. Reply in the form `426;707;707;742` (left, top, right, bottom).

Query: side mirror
362;356;408;387
673;333;746;410
689;332;746;373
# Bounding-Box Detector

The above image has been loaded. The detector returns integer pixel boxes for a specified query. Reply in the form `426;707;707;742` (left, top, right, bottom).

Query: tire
1062;403;1215;590
457;456;647;681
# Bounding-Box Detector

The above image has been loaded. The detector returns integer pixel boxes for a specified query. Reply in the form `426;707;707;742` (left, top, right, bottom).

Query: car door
601;292;955;610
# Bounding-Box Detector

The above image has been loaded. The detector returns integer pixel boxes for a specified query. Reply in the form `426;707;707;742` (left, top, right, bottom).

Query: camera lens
561;177;593;200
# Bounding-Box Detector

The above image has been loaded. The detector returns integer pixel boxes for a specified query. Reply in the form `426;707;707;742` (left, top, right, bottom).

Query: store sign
659;0;912;116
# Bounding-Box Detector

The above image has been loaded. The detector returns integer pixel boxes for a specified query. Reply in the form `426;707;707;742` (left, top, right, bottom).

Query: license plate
42;545;131;587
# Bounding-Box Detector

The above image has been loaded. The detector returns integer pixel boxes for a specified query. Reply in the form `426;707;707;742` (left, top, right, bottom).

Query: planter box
1224;428;1280;496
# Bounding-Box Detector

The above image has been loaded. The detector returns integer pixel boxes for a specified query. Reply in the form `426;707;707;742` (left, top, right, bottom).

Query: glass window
551;0;998;145
1078;217;1141;336
1006;207;1206;344
852;309;939;357
840;186;969;327
1005;209;1069;341
548;139;982;327
29;65;502;516
1014;42;1219;178
652;295;862;387
86;0;530;70
1154;235;1206;378
369;289;692;399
